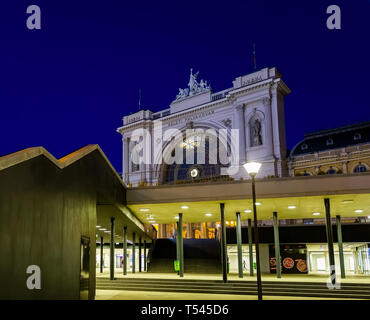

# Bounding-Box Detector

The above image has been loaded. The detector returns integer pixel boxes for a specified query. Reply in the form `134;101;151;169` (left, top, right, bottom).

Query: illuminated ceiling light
205;213;212;217
244;209;252;213
99;228;107;231
312;212;320;216
96;225;101;228
174;216;179;219
140;208;150;212
368;216;370;219
226;221;229;225
181;205;189;209
104;230;110;233
149;220;156;223
288;206;296;209
115;242;119;245
255;202;261;206
354;209;363;213
342;200;354;204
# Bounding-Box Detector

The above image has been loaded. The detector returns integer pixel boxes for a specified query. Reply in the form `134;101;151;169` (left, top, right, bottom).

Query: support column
139;236;142;272
236;212;243;278
144;240;147;271
324;198;336;285
235;105;246;163
248;218;254;276
201;222;207;239
220;203;227;283
336;215;346;279
178;213;184;277
273;212;281;278
110;217;115;280
123;226;127;275
132;232;136;273
100;236;104;273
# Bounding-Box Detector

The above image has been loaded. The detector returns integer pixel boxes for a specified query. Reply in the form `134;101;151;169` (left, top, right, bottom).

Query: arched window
354;164;367;173
354;133;362;141
326;167;337;175
301;143;308;151
326;138;333;146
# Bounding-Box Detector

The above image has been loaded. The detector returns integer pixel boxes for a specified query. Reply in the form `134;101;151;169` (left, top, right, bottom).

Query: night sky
1;1;369;171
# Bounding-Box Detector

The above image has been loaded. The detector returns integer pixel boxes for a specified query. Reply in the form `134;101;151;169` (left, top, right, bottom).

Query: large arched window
354;164;367;173
162;133;229;184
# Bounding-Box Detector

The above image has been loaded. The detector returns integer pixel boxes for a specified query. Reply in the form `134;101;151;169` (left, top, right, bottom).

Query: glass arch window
301;143;308;151
354;164;367;173
326;138;333;146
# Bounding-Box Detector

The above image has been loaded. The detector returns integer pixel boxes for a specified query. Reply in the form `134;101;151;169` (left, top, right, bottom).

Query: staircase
96;277;370;299
147;239;221;274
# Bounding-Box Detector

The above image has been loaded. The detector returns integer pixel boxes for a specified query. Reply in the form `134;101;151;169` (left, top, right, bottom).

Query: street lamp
243;161;263;301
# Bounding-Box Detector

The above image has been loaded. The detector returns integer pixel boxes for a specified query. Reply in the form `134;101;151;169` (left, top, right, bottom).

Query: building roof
290;121;370;157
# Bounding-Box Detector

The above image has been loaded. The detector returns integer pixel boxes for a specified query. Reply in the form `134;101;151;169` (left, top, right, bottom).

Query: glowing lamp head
243;162;262;176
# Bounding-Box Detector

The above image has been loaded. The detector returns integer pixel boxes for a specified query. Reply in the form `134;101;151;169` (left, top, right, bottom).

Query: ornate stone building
117;67;291;187
289;122;370;177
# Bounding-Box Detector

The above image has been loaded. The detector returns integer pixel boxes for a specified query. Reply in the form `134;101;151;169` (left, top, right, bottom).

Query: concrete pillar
178;213;184;277
236;212;243;278
144;240;147;271
273;212;281;278
336;215;346;279
132;232;136;273
123;226;127;275
248;218;254;276
324;198;336;285
139;236;142;272
100;236;104;273
110;217;115;280
220;203;227;283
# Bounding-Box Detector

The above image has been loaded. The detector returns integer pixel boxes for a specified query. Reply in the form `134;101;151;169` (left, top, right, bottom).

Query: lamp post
243;161;263;301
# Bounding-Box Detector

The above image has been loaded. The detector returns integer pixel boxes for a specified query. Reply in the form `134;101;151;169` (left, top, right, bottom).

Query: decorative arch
155;121;232;184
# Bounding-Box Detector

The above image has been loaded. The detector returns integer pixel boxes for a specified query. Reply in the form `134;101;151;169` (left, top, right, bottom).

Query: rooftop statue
175;68;211;101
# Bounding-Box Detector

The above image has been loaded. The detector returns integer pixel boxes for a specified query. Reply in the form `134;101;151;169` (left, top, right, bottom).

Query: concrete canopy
126;173;370;224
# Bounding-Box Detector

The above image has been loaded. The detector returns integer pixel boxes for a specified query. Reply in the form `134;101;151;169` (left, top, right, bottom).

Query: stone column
144;240;147;272
186;223;192;239
235;105;246;163
123;137;129;183
262;97;275;158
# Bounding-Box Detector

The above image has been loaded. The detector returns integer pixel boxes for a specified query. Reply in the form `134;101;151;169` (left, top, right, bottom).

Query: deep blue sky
1;1;369;171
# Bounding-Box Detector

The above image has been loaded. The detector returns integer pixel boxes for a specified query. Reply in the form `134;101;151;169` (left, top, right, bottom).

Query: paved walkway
96;269;370;284
95;289;348;300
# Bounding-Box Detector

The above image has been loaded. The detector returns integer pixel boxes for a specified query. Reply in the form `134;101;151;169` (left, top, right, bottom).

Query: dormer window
301;143;308;151
326;138;333;146
354;133;362;141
